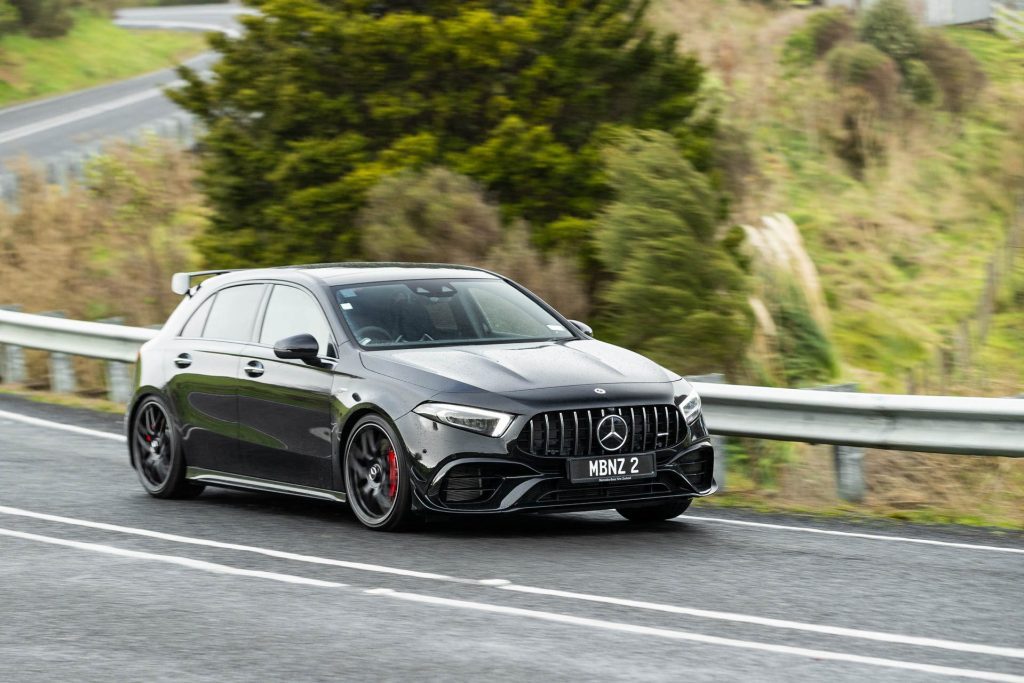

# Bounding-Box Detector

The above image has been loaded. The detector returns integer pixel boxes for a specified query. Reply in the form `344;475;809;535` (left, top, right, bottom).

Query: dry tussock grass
0;140;206;391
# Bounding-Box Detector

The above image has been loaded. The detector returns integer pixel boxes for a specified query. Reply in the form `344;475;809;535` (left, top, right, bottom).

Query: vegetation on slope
0;12;205;105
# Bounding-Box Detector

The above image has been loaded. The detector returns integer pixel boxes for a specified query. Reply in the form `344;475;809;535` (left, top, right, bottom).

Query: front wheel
616;498;691;523
343;415;418;531
130;395;204;499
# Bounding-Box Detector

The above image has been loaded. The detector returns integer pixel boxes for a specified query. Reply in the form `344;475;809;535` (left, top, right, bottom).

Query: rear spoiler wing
171;269;243;296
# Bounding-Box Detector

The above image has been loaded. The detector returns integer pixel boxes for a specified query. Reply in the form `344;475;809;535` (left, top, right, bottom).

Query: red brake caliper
387;448;398;499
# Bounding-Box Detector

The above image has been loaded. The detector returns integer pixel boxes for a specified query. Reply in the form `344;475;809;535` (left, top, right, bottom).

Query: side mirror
274;333;321;361
568;320;593;337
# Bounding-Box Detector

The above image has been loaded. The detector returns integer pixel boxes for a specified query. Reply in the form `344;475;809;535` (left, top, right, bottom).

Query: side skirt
185;467;347;504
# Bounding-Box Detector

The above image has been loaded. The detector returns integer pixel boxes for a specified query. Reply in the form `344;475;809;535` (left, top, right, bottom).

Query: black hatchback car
128;263;715;530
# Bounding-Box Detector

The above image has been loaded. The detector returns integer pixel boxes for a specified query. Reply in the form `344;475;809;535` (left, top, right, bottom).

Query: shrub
919;31;985;114
826;42;901;111
783;8;854;67
593;129;752;376
858;0;921;70
904;58;938;105
9;0;72;37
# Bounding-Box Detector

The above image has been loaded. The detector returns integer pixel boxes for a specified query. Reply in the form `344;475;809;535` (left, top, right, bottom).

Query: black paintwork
128;263;716;515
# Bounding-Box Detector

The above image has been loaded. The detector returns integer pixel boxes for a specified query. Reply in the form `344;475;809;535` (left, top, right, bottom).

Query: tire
129;395;205;499
343;414;419;531
616;497;692;523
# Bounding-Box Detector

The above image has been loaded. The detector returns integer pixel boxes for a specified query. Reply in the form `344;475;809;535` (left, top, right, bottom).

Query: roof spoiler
171;269;241;297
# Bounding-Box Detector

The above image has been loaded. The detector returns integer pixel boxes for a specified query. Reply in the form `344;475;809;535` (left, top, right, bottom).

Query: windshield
333;278;577;348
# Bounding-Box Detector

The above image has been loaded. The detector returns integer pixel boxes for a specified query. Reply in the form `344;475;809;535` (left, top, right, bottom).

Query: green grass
0;12;206;106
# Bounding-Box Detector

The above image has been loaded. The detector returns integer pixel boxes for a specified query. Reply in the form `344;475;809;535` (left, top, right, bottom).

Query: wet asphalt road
0;393;1022;682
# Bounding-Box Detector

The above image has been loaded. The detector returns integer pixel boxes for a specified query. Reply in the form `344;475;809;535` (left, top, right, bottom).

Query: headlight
413;403;514;437
679;390;702;423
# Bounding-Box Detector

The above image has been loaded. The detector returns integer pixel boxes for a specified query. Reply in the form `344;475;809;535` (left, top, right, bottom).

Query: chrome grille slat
517;404;686;458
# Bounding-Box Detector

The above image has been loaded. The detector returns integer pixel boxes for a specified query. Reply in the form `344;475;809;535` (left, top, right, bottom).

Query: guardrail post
0;305;27;384
39;311;77;394
98;317;133;403
815;383;865;503
686;373;727;490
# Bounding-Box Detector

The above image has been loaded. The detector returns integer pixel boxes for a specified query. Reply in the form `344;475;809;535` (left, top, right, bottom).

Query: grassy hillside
651;0;1024;527
652;0;1024;397
0;12;205;106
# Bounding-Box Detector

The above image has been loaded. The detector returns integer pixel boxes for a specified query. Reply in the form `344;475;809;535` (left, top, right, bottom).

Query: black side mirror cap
568;320;593;337
274;333;320;360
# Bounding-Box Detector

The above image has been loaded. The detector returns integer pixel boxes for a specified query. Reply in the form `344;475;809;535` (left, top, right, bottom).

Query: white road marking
3;523;1020;682
683;515;1024;554
367;589;1024;683
499;584;1024;660
0;504;1020;661
0;87;180;146
0;527;345;588
0;409;125;442
0;505;477;584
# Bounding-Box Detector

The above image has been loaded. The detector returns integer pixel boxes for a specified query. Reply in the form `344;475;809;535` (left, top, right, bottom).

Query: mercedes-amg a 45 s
127;263;716;530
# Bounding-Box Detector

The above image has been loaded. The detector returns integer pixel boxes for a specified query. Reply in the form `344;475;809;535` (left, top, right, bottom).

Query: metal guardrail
691;382;1024;457
1;309;1022;502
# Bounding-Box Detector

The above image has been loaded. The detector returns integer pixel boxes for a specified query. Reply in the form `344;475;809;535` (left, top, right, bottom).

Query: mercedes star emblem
596;414;629;452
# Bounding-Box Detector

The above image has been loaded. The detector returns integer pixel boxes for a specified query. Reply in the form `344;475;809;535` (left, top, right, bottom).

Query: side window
259;285;334;357
202;284;265;342
180;296;214;338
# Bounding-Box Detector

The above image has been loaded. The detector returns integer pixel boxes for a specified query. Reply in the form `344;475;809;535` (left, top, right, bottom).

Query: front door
235;284;338;489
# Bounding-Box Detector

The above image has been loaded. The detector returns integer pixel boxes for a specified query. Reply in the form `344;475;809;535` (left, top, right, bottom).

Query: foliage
0;13;203;106
903;58;937;105
0;1;18;34
826;42;901;110
773;283;837;385
171;0;714;269
593;129;751;376
919;31;985;114
0;140;206;327
357;167;589;319
784;7;853;66
857;0;920;72
9;0;72;37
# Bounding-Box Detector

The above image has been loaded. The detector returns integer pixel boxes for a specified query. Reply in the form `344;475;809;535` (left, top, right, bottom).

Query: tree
593;129;751;376
857;0;920;72
171;0;713;268
9;0;73;37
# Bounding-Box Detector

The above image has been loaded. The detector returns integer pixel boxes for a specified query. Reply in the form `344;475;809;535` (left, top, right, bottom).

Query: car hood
360;339;678;394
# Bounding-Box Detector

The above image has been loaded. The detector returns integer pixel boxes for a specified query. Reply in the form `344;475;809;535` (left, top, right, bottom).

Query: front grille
516;405;685;457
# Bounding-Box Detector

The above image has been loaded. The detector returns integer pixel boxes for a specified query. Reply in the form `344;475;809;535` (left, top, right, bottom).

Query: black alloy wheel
344;415;416;531
130;396;204;499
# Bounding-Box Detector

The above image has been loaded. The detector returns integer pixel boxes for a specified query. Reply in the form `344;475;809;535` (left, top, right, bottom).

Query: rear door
165;283;268;474
235;283;338;488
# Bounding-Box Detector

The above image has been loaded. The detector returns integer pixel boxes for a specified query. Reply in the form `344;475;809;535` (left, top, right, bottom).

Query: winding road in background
0;394;1021;681
0;4;248;164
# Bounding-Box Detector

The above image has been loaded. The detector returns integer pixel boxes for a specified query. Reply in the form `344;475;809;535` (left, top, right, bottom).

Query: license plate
568;453;656;484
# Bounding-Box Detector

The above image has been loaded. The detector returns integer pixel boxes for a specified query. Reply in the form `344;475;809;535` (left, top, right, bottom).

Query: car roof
205;262;499;290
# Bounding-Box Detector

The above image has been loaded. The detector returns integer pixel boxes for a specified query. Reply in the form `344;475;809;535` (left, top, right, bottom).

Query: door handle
174;353;192;369
244;360;264;378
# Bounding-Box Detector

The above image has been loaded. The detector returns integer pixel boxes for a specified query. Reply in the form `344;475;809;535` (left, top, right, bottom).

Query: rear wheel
343;415;418;531
616;498;691;523
130;396;204;499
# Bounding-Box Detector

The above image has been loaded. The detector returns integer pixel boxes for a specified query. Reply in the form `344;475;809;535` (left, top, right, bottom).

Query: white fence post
0;305;27;384
98;316;134;403
39;311;77;394
815;383;866;503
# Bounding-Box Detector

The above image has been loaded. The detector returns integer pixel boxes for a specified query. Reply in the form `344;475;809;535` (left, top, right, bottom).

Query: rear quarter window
201;284;266;342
